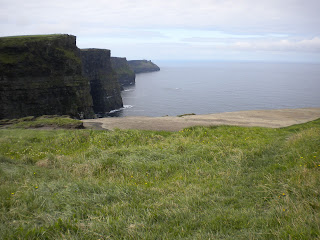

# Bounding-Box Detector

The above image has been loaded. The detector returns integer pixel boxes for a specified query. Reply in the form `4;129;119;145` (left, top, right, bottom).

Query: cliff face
128;60;160;73
81;49;123;114
110;57;135;86
0;34;94;119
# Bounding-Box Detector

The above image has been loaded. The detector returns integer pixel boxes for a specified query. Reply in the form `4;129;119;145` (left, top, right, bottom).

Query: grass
0;34;70;45
0;119;319;239
0;115;84;129
0;34;79;65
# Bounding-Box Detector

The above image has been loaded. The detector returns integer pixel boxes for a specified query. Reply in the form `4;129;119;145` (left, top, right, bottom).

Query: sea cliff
128;60;160;73
0;34;95;119
110;57;135;86
81;49;123;114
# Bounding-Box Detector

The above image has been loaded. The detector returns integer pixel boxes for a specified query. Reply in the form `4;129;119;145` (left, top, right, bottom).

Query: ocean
109;61;320;117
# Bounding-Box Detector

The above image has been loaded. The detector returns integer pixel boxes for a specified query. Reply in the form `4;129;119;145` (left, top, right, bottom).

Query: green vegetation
110;57;136;86
0;52;28;64
0;115;83;129
0;34;95;119
128;60;160;73
57;47;81;65
115;67;135;76
0;119;319;239
0;34;69;46
177;113;196;117
0;34;78;66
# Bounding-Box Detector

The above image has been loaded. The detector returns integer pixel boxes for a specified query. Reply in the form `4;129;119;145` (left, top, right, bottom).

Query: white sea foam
123;105;133;109
108;105;133;114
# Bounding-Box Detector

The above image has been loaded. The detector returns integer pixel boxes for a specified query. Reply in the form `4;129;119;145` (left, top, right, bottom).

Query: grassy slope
0;116;83;129
0;35;73;64
0;34;68;44
0;120;319;239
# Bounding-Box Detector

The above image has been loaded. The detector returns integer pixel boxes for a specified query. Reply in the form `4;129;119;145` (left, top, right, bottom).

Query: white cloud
180;35;320;52
230;37;320;52
1;0;320;61
1;0;319;35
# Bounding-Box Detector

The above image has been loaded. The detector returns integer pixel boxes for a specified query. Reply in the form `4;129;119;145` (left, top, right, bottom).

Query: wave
108;105;133;114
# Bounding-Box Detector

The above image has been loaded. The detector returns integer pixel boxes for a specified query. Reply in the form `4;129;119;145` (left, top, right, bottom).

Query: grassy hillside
0;115;84;129
0;119;319;239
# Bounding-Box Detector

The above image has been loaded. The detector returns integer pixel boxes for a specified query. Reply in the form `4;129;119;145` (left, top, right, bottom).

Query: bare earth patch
82;108;320;131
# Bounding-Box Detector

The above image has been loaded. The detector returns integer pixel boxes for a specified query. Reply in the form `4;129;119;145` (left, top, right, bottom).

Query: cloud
231;37;320;52
1;0;320;61
1;0;320;35
102;40;320;62
181;36;320;52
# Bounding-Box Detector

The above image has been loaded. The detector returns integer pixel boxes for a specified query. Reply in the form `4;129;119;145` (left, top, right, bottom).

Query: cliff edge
81;49;123;114
111;57;135;86
128;60;160;73
0;34;94;119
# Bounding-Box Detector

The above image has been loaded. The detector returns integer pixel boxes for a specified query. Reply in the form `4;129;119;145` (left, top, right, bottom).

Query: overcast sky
1;0;320;62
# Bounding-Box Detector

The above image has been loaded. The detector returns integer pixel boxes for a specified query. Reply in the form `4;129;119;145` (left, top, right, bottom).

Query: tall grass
0;119;319;239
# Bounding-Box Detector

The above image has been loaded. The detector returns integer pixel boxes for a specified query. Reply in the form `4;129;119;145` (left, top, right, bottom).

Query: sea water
109;61;320;117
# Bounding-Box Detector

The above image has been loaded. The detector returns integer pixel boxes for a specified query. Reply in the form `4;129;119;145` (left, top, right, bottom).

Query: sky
1;0;320;62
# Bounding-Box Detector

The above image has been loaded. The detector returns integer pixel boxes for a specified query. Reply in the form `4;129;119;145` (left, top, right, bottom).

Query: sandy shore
82;108;320;131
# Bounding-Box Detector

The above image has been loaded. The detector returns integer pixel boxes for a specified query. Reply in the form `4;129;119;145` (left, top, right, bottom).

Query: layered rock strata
0;34;94;119
81;49;123;114
110;57;135;86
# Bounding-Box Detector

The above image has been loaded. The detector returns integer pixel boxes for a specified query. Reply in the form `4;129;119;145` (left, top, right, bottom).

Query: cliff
110;57;135;86
81;49;123;114
0;34;95;119
128;60;160;73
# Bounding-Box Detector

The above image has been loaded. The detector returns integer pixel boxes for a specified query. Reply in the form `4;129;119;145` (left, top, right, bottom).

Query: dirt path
82;108;320;131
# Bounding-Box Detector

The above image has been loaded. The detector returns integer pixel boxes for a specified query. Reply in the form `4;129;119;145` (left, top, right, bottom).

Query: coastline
82;107;320;131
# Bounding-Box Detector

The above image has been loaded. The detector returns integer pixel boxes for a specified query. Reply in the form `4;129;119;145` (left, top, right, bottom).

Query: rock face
81;49;123;114
110;57;135;86
128;60;160;73
0;34;95;119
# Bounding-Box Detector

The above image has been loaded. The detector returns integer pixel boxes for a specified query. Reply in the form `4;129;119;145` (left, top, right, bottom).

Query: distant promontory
128;60;160;73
